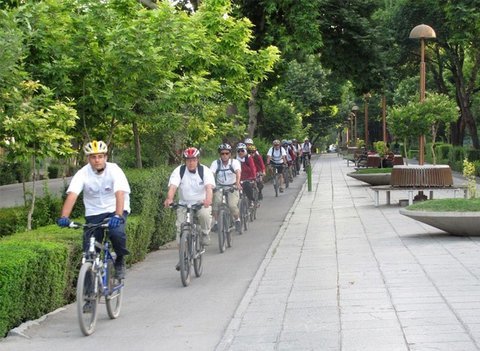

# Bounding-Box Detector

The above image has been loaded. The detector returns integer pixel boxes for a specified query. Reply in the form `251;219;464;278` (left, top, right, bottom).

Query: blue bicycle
69;220;124;336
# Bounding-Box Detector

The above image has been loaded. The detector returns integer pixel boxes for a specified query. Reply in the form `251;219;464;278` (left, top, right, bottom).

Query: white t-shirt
210;158;241;186
267;146;287;165
302;142;312;153
67;162;131;216
168;164;215;205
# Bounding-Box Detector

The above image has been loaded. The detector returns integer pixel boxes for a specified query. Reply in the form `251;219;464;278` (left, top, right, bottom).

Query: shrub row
0;166;176;337
424;143;480;174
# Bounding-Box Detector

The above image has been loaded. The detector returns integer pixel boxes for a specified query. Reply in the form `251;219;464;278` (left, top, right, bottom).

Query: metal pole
419;38;426;165
307;164;312;191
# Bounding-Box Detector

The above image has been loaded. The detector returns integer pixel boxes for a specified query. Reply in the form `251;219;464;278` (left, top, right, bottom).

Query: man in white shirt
210;143;242;233
58;140;131;279
301;137;313;170
266;139;288;192
164;147;215;263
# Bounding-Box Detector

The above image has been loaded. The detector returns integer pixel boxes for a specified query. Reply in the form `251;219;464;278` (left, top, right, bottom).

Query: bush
0;207;27;237
0;240;70;337
466;149;480;162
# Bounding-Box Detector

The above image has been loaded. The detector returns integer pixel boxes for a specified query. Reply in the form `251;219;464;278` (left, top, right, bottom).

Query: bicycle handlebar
68;219;109;229
169;202;204;211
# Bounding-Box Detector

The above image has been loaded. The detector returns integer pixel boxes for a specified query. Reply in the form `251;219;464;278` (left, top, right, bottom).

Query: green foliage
0;240;70;337
407;198;480;212
373;141;388;156
463;158;476;199
0;207;26;237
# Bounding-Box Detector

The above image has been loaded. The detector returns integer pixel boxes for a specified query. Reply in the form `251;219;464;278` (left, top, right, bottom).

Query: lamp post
409;24;436;165
351;105;359;143
382;95;387;143
363;93;371;149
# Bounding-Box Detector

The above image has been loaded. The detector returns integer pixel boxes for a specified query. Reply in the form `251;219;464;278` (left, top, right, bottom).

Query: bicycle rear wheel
179;227;191;287
193;228;203;277
217;208;226;253
284;168;290;188
106;259;123;319
76;262;99;336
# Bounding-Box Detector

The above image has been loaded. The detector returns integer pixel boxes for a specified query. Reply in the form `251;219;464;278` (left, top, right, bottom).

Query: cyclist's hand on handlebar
164;198;173;208
57;216;71;228
203;198;212;208
108;214;124;229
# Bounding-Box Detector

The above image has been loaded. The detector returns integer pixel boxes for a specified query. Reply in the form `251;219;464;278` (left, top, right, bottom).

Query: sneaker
256;201;261;208
83;301;93;313
235;220;241;233
279;187;284;193
201;234;210;246
114;262;126;280
211;223;218;232
175;262;180;271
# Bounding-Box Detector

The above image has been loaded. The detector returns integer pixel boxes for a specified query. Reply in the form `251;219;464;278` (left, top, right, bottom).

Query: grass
406;198;480;212
353;168;393;174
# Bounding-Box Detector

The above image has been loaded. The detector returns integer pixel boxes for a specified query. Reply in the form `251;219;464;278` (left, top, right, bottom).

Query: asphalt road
0;177;70;208
0;169;307;351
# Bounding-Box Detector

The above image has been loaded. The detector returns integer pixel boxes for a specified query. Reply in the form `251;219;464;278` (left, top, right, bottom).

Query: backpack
180;164;204;181
215;159;235;176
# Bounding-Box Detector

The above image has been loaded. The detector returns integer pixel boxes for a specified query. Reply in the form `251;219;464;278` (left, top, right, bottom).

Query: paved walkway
216;153;480;351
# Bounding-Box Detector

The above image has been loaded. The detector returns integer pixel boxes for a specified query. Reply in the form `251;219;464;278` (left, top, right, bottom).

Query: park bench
370;185;468;207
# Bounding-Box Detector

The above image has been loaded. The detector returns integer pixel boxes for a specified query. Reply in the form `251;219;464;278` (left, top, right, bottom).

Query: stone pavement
216;153;480;351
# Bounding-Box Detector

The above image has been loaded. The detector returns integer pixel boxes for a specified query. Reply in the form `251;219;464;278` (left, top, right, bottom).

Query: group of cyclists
56;137;314;279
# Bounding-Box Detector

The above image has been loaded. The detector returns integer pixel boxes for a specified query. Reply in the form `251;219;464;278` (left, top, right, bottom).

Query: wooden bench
370;185;468;207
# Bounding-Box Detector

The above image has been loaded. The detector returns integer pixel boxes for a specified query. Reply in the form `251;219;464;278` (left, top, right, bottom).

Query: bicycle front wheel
240;197;249;232
273;174;279;197
76;262;99;336
224;210;233;248
179;228;191;287
106;259;123;319
217;208;226;253
193;229;203;277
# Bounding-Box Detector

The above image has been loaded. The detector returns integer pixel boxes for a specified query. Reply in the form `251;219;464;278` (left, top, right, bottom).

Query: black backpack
179;164;204;181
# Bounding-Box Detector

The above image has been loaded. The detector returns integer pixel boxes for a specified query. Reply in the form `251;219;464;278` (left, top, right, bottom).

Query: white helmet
84;140;108;155
244;138;254;144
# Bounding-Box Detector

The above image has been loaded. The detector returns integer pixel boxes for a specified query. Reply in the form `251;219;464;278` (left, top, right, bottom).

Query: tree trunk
247;85;260;138
133;121;143;169
27;155;36;231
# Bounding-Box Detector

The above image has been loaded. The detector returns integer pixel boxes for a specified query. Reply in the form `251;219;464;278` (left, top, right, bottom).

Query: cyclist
57;140;131;280
164;147;215;269
236;143;257;206
210;143;242;233
282;140;295;182
247;144;265;201
301;137;313;170
266;139;288;192
292;138;302;172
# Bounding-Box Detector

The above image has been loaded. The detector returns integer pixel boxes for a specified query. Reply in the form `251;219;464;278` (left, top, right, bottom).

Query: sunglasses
238;149;246;152
220;152;230;155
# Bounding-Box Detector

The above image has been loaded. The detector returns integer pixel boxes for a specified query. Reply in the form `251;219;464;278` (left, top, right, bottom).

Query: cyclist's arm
60;192;78;218
115;191;126;216
235;169;241;189
203;184;213;208
164;185;178;207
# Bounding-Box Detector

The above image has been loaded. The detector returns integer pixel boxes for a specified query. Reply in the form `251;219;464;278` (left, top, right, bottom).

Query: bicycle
171;203;205;287
216;186;235;253
69;220;124;336
248;180;259;222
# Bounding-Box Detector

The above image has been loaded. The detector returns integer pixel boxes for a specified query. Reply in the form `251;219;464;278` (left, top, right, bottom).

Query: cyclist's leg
228;189;240;220
243;181;254;204
211;190;222;231
257;179;264;200
196;207;212;245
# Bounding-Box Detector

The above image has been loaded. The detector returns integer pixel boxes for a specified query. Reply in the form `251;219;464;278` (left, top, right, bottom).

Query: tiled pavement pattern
216;153;480;351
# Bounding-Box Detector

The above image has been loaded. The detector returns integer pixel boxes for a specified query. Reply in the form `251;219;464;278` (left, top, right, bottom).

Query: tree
1;81;78;230
387;92;457;164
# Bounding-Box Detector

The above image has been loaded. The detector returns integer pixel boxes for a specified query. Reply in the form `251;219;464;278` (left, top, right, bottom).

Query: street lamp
351;105;359;142
409;24;436;165
363;93;371;149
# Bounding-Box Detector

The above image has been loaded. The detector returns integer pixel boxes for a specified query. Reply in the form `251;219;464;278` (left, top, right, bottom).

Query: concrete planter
347;172;391;186
399;208;480;236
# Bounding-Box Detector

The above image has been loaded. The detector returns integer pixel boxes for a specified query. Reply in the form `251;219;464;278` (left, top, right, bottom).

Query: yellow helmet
84;140;108;155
